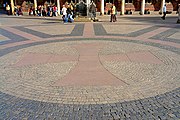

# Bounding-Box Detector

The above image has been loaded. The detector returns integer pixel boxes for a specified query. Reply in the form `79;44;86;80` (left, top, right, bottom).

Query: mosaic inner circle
0;40;180;104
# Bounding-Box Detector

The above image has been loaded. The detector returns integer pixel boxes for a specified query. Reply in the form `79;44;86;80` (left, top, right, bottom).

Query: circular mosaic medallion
0;40;180;104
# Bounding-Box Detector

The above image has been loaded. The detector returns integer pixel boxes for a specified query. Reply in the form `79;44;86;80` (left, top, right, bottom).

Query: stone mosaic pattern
0;41;180;105
0;15;180;119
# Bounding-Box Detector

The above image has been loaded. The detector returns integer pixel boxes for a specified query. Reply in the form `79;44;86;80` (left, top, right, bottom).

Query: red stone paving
127;51;163;64
100;51;163;64
13;53;78;67
49;55;78;63
83;23;95;37
53;43;127;86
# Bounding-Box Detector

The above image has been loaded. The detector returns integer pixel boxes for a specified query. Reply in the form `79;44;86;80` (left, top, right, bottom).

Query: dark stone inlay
126;26;158;37
93;24;158;37
150;28;180;44
0;38;180;58
94;23;107;35
0;88;179;119
70;24;84;36
0;28;28;45
13;24;84;38
13;26;52;38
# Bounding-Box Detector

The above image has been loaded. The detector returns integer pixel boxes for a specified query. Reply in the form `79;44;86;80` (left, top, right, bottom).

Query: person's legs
114;14;117;22
164;12;166;19
7;10;10;15
62;15;65;21
110;14;113;22
161;12;166;20
112;14;115;22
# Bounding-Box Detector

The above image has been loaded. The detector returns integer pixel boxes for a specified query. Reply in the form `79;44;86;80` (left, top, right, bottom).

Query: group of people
14;6;23;16
29;5;58;17
3;3;23;16
5;2;178;23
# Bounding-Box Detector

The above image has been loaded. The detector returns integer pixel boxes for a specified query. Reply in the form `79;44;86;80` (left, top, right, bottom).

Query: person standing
161;4;167;20
89;1;96;21
62;5;67;23
29;6;33;15
53;5;57;17
110;4;116;22
6;4;10;15
42;6;47;17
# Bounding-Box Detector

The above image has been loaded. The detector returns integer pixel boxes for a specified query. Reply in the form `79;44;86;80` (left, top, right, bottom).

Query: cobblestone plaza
0;14;180;119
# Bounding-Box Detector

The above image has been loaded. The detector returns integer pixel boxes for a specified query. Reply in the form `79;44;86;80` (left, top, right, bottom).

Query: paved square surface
0;13;180;119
